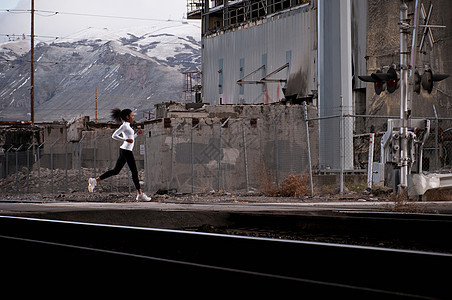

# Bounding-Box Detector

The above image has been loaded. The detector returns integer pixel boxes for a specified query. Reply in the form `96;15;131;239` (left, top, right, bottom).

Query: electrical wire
0;9;200;25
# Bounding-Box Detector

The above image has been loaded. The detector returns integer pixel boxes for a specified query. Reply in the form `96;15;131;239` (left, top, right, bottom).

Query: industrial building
188;0;317;106
186;0;452;193
1;1;451;197
187;0;367;172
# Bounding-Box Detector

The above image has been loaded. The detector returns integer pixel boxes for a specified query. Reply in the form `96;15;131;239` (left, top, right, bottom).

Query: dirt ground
1;167;451;207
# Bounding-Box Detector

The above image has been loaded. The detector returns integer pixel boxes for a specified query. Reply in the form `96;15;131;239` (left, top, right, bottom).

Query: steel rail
0;215;450;297
0;234;418;297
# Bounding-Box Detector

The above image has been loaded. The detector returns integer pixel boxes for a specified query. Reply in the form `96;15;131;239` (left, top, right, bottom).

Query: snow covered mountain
0;21;201;122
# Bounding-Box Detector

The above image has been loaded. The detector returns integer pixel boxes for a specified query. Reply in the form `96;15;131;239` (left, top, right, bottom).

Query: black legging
99;148;141;190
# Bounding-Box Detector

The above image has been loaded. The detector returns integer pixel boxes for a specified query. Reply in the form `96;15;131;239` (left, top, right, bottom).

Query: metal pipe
433;105;438;170
37;142;44;194
242;115;251;193
274;107;285;186
144;130;150;193
303;102;314;196
93;134;102;179
50;138;60;193
5;145;13;181
65;141;69;192
191;122;200;194
367;133;375;190
340;103;344;194
15;144;23;192
78;134;86;189
305;114;341;122
169;123;182;192
26;143;35;193
218;117;230;191
109;138;113;192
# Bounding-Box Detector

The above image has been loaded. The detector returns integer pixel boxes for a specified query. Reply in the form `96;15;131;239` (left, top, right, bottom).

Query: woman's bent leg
99;149;127;180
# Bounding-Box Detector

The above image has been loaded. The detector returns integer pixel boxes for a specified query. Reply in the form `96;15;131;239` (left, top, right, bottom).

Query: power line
0;33;59;39
0;9;200;25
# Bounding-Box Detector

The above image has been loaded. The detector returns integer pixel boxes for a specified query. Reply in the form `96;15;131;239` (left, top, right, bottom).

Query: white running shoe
136;193;152;201
88;178;97;193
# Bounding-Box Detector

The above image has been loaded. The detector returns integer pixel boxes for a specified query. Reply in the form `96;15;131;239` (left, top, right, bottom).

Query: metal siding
352;0;367;90
202;6;317;104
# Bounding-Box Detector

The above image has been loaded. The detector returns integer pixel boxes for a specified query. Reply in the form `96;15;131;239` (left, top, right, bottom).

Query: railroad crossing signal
414;70;421;94
420;69;449;94
358;66;399;94
359;67;448;95
357;70;385;95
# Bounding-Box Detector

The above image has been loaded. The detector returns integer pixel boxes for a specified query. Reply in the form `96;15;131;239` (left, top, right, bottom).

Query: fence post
26;143;35;193
274;107;285;186
303;102;314;196
50;138;60;194
109;138;113;192
37;142;44;194
14;144;23;192
340;103;344;194
191;122;200;194
367;133;375;190
169;123;182;192
65;141;69;192
242;115;250;193
5;145;13;184
78;134;86;189
93;134;101;179
433;105;439;171
218;117;230;191
144;130;150;193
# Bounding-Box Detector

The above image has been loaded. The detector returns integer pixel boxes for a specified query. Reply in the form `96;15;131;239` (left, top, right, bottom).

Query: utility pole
95;86;98;123
30;0;35;124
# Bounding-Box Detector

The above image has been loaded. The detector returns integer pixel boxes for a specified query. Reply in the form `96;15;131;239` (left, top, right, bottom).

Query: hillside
0;22;201;122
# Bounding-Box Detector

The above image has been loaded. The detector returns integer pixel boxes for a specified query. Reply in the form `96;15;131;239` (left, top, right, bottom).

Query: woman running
88;108;151;201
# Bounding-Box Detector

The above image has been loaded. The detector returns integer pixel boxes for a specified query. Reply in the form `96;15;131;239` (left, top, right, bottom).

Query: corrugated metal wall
202;4;317;105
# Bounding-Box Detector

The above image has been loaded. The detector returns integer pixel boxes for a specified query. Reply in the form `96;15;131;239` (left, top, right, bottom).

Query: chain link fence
1;106;451;197
145;105;315;196
0;132;145;195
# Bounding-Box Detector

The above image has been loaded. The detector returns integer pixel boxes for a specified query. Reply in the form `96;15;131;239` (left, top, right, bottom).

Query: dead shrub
386;189;422;212
258;171;309;197
278;173;309;197
254;156;310;197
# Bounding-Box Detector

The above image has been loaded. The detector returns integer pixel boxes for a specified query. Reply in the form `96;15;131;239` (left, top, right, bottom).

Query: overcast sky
0;0;197;42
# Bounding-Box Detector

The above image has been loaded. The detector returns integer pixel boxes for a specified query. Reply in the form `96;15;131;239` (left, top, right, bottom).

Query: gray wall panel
202;5;317;105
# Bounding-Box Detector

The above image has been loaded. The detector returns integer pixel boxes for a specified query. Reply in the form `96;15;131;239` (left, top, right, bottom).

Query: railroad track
211;210;452;253
0;215;450;298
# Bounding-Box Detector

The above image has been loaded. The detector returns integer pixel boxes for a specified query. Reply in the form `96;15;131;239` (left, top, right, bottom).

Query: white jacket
112;122;138;151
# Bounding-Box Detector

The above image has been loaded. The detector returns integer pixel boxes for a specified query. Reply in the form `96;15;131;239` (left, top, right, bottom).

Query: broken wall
144;104;318;193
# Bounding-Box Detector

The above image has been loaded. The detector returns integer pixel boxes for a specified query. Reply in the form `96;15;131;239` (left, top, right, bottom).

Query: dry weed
386;189;422;212
279;173;309;197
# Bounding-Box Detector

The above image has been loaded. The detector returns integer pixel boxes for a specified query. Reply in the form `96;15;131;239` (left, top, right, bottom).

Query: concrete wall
143;104;318;193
